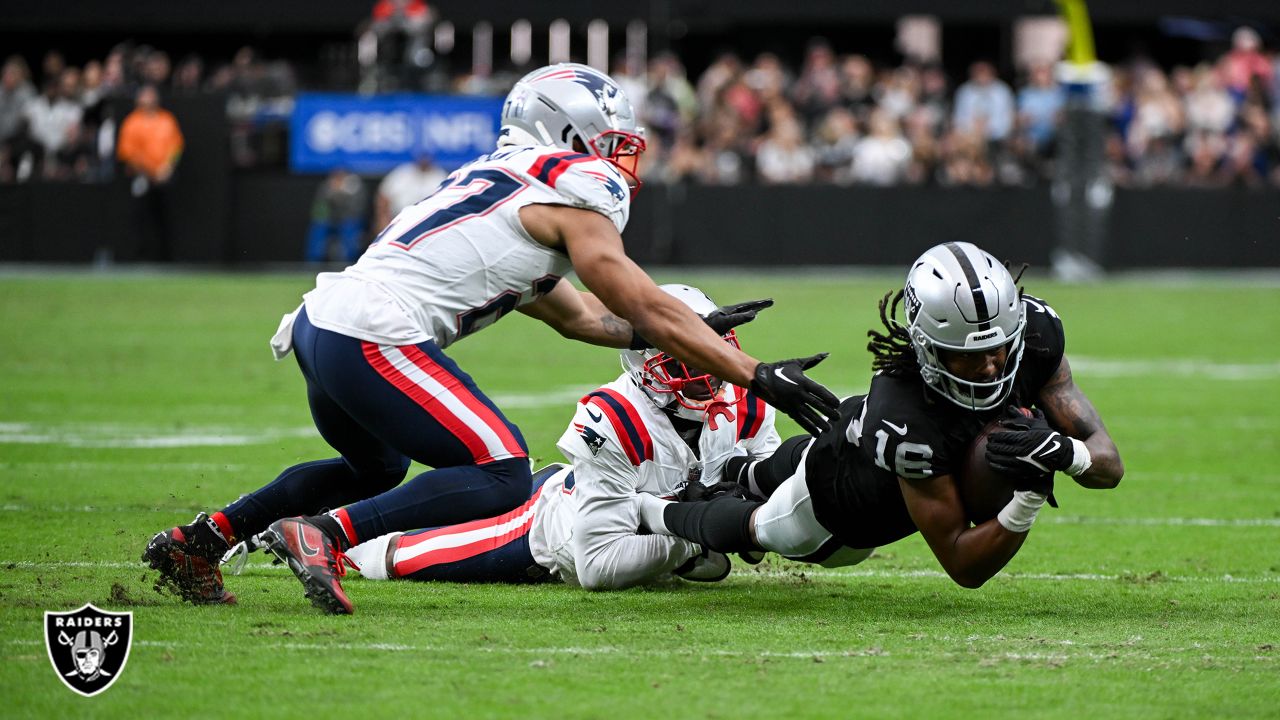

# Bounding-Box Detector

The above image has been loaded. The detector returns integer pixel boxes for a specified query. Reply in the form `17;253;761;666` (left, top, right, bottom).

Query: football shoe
261;517;359;615
142;513;237;605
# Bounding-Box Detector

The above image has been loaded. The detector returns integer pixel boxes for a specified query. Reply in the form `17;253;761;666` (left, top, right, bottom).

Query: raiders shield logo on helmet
44;604;133;697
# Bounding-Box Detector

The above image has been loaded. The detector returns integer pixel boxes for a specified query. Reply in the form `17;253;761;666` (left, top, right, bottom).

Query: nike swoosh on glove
749;353;839;436
986;408;1077;507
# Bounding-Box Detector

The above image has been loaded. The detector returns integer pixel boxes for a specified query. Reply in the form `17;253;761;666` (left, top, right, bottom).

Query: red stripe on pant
399;344;526;459
332;507;358;546
392;485;543;576
394;515;536;576
360;342;500;464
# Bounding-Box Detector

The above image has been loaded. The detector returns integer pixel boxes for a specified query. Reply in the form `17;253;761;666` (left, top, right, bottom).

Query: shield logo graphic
44;604;133;697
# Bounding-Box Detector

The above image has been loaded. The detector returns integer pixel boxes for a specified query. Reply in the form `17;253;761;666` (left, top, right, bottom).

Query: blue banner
290;93;505;174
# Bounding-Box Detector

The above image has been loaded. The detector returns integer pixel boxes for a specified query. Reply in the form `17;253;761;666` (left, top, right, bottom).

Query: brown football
954;411;1025;524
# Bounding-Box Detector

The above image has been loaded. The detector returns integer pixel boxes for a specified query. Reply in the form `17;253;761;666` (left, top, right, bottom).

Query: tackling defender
639;242;1124;587
143;63;837;613
344;284;780;592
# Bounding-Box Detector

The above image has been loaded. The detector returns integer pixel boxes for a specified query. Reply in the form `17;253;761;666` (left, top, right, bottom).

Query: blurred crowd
615;29;1280;189
0;42;296;182
3;26;1279;188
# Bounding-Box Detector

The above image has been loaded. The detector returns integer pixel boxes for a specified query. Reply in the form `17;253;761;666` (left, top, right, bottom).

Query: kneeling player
637;242;1124;588
345;284;781;590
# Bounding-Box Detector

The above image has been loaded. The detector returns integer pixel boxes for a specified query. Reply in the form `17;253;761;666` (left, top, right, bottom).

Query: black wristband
628;331;651;351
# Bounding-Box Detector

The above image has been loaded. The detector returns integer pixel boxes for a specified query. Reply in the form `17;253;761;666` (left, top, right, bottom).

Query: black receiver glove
986;407;1061;506
749;353;840;436
628;298;774;350
677;480;748;503
703;298;773;336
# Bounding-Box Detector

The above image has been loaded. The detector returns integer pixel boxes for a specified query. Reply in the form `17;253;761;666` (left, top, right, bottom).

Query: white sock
637;494;673;535
345;533;397;580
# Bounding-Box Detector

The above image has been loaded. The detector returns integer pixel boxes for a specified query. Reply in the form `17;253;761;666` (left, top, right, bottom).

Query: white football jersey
528;375;780;588
298;145;632;348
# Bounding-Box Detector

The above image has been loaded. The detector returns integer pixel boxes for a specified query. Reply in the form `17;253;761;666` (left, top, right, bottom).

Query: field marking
1;356;1274;449
4;559;1276;584
1070;357;1280;381
7;639;1268;667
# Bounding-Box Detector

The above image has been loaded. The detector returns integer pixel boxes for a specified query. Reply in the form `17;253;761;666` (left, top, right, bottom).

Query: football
954;413;1021;524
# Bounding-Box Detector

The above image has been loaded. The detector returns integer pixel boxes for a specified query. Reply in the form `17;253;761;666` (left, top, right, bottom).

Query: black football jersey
805;295;1065;549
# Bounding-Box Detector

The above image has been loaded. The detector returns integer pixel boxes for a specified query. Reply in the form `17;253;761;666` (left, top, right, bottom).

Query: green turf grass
1;270;1277;719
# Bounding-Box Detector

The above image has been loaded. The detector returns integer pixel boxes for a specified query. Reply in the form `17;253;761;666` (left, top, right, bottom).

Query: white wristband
1065;438;1093;477
997;490;1047;533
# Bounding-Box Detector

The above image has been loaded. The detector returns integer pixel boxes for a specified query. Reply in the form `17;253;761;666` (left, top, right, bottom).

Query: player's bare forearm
518;280;634;347
899;475;1028;588
1039;357;1124;489
558;213;758;386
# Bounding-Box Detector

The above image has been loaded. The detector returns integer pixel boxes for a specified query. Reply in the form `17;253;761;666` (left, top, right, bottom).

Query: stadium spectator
373;153;445;231
171;55;204;95
791;39;842;124
838;54;876;122
116;84;183;260
22;73;83;180
810;106;859;184
755;111;814;184
1016;63;1065;157
304;167;368;262
366;0;433;91
953;61;1015;145
1222;27;1273;102
0;56;36;182
851;108;912;186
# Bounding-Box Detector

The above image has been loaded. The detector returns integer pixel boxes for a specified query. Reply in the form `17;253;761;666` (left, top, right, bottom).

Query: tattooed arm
1038;356;1125;489
518;277;635;348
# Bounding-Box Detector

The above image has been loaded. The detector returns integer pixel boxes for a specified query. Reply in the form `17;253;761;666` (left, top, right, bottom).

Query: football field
1;269;1277;719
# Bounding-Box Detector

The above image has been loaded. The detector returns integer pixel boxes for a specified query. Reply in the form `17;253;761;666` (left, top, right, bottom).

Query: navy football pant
387;466;561;583
221;308;532;543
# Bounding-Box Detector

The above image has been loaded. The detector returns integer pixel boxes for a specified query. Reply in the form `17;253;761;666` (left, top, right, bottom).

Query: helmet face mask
636;334;738;419
621;284;736;422
500;63;647;194
904;242;1026;411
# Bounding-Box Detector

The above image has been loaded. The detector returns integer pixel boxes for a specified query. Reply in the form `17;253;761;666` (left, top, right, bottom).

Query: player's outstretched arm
517;277;635;347
521;203;838;433
898;473;1030;589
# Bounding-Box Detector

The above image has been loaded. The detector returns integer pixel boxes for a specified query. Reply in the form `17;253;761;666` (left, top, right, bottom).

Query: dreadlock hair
866;289;918;376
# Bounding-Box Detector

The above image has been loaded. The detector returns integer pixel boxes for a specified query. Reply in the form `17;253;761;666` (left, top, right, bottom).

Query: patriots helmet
499;63;647;192
621;284;740;422
903;242;1026;411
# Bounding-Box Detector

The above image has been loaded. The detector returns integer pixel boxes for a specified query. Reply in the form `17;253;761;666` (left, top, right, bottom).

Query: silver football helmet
499;63;647;191
903;242;1026;411
621;284;739;422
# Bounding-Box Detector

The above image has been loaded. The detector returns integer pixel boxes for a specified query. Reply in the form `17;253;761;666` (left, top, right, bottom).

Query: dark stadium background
1;0;1276;268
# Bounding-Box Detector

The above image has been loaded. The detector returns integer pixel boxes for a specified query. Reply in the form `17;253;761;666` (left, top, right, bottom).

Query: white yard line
3;559;1276;584
1;357;1275;448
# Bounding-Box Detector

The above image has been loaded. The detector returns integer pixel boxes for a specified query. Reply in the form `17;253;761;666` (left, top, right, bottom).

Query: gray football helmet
499;63;646;191
621;284;739;422
903;242;1026;411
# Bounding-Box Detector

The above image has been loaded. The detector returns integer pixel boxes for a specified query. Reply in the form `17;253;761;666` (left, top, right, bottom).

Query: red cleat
262;517;359;615
142;513;237;605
